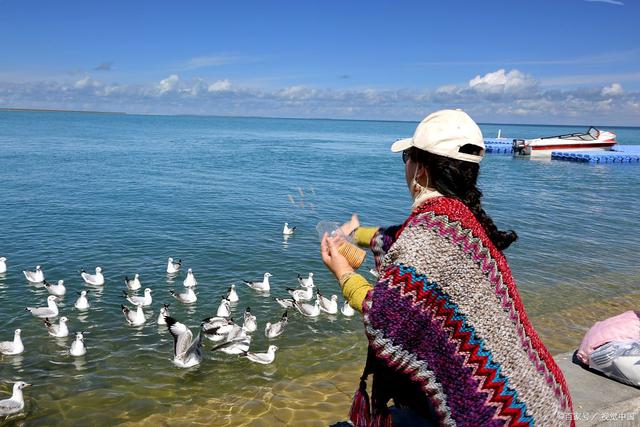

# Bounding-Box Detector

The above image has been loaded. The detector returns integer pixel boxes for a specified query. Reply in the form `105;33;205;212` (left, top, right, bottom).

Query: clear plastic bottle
316;221;366;269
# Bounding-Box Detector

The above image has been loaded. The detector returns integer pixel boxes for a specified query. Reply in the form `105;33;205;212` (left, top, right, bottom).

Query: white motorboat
513;127;616;157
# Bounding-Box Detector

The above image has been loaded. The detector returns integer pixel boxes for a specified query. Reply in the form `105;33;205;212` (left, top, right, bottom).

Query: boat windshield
540;127;599;141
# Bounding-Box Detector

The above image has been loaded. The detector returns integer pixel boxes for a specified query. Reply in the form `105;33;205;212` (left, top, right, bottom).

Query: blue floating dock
551;145;640;164
484;138;514;154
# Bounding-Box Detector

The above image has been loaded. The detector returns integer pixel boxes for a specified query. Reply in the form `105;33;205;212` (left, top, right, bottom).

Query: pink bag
577;310;640;364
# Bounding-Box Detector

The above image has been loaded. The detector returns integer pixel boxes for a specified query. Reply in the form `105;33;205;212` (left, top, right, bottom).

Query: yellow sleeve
340;273;373;312
353;226;379;248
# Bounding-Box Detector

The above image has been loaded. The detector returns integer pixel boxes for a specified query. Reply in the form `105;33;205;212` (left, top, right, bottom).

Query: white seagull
81;267;104;286
297;272;314;288
157;304;170;325
283;222;296;235
341;301;355;317
226;284;239;302
317;288;339;314
124;274;141;291
74;290;90;310
166;257;182;274
243;272;271;292
242;307;257;333
265;311;288;339
170;287;197;304
43;316;69;338
0;256;7;274
0;382;30;416
26;295;59;318
286;284;314;301
274;297;295;309
69;332;86;356
216;298;231;317
165;317;203;368
124;288;153;307
243;345;278;365
121;304;146;326
293;298;321;317
202;317;237;342
183;268;197;287
23;265;44;283
44;279;66;297
0;329;24;355
210;333;251;355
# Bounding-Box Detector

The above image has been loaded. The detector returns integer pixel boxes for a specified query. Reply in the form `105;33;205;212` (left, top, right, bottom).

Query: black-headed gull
210;333;251;355
44;279;66;297
26;295;59;318
0;329;24;355
341;301;355;317
243;272;271;292
283;222;296;235
23;265;44;283
243;345;278;365
124;288;152;307
74;290;90;310
317;288;338;314
202;317;236;342
242;307;257;332
183;268;197;287
121;304;146;326
157;304;170;325
166;257;182;274
293;298;321;317
286;284;314;301
0;381;30;416
274;297;295;309
226;284;239;302
297;272;314;288
0;257;7;274
69;332;86;356
81;267;104;286
216;297;231;317
124;274;141;291
43;316;69;338
165;316;203;368
170;287;197;304
265;311;288;339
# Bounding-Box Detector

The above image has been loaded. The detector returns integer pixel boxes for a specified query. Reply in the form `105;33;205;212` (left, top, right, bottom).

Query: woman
321;110;574;427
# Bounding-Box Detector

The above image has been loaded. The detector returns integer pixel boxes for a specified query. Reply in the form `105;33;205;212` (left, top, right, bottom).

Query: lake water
0;112;639;425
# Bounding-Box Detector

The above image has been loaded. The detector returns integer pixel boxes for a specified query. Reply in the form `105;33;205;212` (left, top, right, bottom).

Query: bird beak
23;383;31;388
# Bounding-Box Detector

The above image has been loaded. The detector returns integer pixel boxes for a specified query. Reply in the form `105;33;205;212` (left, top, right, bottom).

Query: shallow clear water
0;112;639;425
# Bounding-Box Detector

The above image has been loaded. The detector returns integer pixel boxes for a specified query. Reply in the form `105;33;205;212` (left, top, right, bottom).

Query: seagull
243;272;271;292
44;279;66;297
170;287;197;304
0;256;7;274
165;316;203;368
166;257;182;274
242;307;257;333
121;304;146;326
81;267;104;286
69;332;86;356
341;301;355;317
283;222;296;235
297;272;314;288
157;304;170;325
317;288;339;314
74;290;90;310
183;268;197;287
286;284;314;301
26;295;59;318
43;316;69;338
293;297;321;317
0;329;24;355
265;311;288;339
202;317;236;342
242;345;278;365
210;333;251;355
226;284;239;302
23;265;44;283
124;288;153;307
274;297;295;309
124;274;141;291
0;382;30;416
216;297;231;317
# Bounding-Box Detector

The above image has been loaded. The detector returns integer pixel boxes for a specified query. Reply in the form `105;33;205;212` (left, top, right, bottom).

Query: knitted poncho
355;196;574;427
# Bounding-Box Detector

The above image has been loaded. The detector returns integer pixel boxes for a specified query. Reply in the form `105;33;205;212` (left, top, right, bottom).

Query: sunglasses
402;150;410;164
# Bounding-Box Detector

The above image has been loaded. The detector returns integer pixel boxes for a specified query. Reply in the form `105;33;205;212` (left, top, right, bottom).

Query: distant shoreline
0;107;126;115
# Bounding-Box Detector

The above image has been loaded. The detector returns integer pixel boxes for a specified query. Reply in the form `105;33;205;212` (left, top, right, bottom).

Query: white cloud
208;79;232;92
601;83;623;96
585;0;624;5
157;74;179;94
74;75;101;90
180;54;242;70
468;69;537;95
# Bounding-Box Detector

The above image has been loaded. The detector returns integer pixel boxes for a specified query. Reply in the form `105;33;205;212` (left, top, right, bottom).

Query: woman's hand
339;213;360;237
321;233;354;279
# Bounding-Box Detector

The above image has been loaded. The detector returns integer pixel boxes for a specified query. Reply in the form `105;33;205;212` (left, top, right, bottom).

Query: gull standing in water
243;345;278;365
157;304;170;325
124;288;153;307
26;295;59;318
124;274;141;291
293;297;321;318
44;279;66;297
341;301;355;317
0;329;24;355
226;284;239;302
165;317;203;368
265;311;288;339
23;265;44;283
317;288;339;314
297;272;314;288
81;267;104;286
121;304;146;326
74;290;90;310
170;288;197;304
69;332;86;356
274;297;295;309
216;298;231;317
242;307;257;333
283;222;296;235
183;268;197;287
0;256;7;274
166;257;182;274
0;382;30;416
43;317;69;338
243;272;271;292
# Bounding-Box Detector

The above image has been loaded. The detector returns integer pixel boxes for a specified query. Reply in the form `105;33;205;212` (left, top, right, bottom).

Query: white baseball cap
391;109;485;163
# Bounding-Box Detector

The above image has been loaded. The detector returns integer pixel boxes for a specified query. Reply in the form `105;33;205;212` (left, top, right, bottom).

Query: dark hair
408;147;517;251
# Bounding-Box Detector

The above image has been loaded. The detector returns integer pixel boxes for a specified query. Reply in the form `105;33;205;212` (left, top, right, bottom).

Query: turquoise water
0;112;639;425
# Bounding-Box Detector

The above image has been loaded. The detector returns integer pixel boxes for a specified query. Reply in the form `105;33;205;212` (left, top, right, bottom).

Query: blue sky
1;0;639;124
